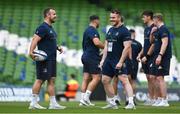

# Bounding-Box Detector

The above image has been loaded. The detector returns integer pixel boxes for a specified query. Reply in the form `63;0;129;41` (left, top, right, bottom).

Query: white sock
114;94;120;101
108;96;116;105
81;92;85;100
126;96;129;101
84;90;92;100
128;97;134;104
50;96;57;104
31;94;38;104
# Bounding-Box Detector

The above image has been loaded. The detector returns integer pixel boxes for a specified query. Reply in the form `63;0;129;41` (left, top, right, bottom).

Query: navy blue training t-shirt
106;25;131;61
153;25;172;58
131;39;142;60
35;22;57;60
143;24;154;56
82;26;101;61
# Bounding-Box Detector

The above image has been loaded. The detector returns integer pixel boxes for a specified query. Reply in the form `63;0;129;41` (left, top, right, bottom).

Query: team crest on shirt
158;66;162;69
43;68;47;73
115;32;119;36
94;34;97;37
50;30;53;33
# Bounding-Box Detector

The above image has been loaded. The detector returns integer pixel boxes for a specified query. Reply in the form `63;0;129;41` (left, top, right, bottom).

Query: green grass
0;101;180;114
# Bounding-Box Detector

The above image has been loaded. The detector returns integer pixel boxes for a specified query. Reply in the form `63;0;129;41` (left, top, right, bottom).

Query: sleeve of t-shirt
105;28;112;40
122;29;131;42
89;29;99;40
159;27;169;39
138;42;142;53
35;26;47;38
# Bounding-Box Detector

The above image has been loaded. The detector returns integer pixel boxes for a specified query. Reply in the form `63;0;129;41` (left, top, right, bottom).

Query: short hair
129;29;135;33
111;9;121;16
43;7;55;18
142;10;153;19
153;13;163;21
89;15;99;22
111;9;123;22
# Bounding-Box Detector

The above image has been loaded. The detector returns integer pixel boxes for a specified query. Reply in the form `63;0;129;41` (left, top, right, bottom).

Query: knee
48;78;55;85
93;76;101;82
156;76;163;82
119;77;129;86
102;77;110;85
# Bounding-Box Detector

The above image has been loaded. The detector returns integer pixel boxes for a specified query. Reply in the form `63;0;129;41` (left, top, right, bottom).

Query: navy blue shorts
81;58;101;74
126;59;138;80
36;60;56;80
102;59;128;78
149;56;171;76
142;56;153;74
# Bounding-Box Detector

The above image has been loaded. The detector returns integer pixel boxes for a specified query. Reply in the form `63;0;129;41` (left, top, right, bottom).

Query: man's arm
155;37;168;65
99;40;107;68
92;37;104;49
29;34;41;60
159;37;168;55
116;40;131;69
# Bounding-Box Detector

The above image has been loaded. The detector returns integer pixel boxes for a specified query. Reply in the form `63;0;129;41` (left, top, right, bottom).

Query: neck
157;22;164;28
147;20;153;27
89;23;97;28
44;19;52;26
114;22;122;28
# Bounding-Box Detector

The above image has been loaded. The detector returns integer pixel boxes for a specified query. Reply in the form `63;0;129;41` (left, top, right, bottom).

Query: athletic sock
31;94;38;105
128;97;134;104
81;92;85;100
49;96;57;105
84;90;92;100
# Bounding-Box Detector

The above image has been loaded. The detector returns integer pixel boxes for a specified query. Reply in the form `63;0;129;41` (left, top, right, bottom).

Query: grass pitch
0;101;180;114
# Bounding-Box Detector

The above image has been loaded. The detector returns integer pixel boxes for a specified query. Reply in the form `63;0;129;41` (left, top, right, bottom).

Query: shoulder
36;23;48;31
121;25;129;33
160;25;169;32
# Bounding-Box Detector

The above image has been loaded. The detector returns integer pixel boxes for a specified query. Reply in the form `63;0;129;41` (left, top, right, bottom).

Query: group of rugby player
80;9;171;109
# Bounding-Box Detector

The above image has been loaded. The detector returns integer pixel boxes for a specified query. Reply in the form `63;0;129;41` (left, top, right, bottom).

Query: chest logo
115;32;119;36
50;30;53;34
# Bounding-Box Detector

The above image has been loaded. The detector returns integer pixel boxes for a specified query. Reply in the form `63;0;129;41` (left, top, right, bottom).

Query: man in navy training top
126;29;142;105
137;10;156;105
29;8;66;109
80;15;104;106
100;9;135;109
149;13;171;107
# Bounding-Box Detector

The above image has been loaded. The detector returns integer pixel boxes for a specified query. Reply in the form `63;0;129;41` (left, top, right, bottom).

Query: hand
141;56;147;64
57;46;63;54
155;55;162;65
99;60;104;70
150;27;158;34
115;62;123;69
29;51;35;60
136;54;141;62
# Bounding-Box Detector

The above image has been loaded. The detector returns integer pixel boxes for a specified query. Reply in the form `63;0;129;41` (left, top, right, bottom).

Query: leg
83;74;101;105
32;79;44;94
47;77;55;96
112;77;118;95
102;75;114;98
101;75;118;109
156;76;167;99
119;75;133;98
29;79;46;109
86;74;101;92
119;74;135;109
80;72;91;99
48;77;66;109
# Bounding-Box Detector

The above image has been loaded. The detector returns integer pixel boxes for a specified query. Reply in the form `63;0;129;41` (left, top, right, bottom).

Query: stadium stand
0;0;180;90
